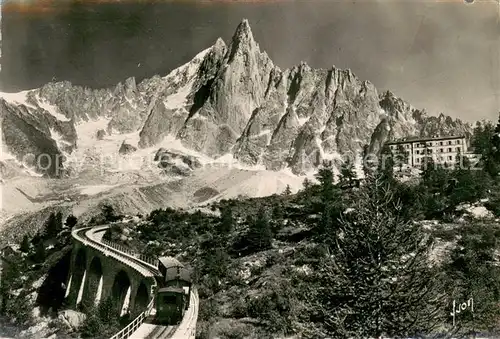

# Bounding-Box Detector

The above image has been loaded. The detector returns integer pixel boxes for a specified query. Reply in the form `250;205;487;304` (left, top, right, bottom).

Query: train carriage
155;286;186;324
155;256;192;325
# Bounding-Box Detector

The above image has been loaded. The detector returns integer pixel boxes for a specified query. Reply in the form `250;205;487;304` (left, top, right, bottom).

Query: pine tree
300;177;316;209
65;214;78;228
454;149;471;171
203;246;230;280
283;184;292;195
314;161;342;244
339;159;356;188
55;211;63;232
493;113;500;156
302;177;312;191
216;206;234;247
271;203;285;234
44;213;59;238
20;235;30;253
35;241;46;263
396;144;409;171
472;120;494;155
248;208;273;252
102;204;119;223
489;112;500;176
315;160;336;205
314;173;445;337
378;144;395;184
362;144;376;177
471;121;496;176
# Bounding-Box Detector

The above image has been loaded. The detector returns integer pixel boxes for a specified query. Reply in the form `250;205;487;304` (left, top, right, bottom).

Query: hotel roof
386;135;466;145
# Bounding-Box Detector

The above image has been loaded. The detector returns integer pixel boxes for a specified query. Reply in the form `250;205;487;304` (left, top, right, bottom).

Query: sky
0;0;499;123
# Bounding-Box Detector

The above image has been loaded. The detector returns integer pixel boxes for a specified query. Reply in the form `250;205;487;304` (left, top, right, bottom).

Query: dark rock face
118;141;137;155
0;98;75;177
96;129;106;140
1;19;473;176
154;148;203;176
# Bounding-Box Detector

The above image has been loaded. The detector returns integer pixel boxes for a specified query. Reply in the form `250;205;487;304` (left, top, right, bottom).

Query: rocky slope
1;19;472;178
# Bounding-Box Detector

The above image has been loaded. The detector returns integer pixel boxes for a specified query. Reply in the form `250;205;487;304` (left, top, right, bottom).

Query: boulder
96;129;106;140
119;140;137;155
57;310;87;331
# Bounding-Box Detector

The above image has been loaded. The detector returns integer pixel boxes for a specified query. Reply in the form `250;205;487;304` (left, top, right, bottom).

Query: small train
154;256;192;325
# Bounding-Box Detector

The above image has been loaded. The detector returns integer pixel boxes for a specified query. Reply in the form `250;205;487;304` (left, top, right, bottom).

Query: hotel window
416;158;420;163
440;148;444;153
457;140;461;144
448;141;452;145
440;141;443;146
456;147;460;152
447;148;452;152
448;156;453;161
415;150;420;155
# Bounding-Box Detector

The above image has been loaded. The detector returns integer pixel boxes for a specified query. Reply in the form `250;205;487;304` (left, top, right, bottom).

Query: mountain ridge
0;19;473;178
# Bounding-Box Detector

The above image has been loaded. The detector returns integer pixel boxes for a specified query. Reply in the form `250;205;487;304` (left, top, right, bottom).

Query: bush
80;310;103;338
217;323;254;339
80;297;121;338
198;297;221;322
442;222;500;332
246;281;295;335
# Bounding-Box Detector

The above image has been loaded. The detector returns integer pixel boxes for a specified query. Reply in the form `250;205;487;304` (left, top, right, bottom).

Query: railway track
146;324;177;339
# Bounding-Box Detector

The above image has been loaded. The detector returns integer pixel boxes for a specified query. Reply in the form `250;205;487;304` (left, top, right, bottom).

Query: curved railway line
71;224;198;339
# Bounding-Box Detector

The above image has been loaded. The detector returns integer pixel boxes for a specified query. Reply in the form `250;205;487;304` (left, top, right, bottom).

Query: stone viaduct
64;226;158;320
63;225;199;339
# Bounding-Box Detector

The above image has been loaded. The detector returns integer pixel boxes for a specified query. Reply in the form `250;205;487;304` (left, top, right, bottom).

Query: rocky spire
226;19;259;63
232;19;254;44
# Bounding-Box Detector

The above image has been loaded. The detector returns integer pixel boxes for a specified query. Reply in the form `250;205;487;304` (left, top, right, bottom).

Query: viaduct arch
64;239;155;318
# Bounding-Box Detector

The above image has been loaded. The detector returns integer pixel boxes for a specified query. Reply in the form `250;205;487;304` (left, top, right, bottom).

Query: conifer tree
314;173;445;337
339;158;356;188
315;160;336;205
20;235;30;253
378;144;395;184
35;241;46;263
271;203;285;234
302;177;312;191
362;144;376;178
216;206;234;247
102;204;119;223
55;211;63;231
300;177;316;209
44;213;59;238
248;207;273;252
492;112;500;156
283;184;292;196
314;161;341;242
64;214;78;228
471;120;496;177
396;144;409;171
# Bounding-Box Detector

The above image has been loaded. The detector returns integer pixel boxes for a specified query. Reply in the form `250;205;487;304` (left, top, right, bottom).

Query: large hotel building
385;135;479;168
